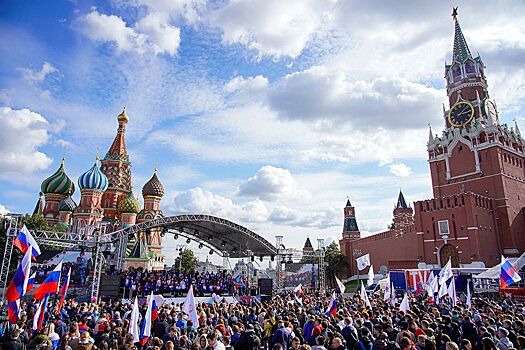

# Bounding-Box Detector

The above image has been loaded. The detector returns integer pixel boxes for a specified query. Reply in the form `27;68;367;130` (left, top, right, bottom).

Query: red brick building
340;10;524;277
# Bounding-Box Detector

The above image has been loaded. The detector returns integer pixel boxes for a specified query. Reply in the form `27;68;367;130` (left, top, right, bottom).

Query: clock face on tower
448;101;474;127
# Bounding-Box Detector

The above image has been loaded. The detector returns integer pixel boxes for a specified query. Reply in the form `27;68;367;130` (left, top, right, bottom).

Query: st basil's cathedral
36;109;165;270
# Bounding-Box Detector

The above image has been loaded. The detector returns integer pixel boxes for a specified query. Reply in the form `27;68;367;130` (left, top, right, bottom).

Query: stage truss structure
1;214;327;301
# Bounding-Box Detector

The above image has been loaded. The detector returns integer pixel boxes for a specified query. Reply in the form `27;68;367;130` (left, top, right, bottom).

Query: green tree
174;249;198;273
324;241;347;290
21;213;50;231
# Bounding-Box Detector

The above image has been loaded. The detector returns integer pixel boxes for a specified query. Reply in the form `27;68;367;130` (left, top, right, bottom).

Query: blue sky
1;0;524;262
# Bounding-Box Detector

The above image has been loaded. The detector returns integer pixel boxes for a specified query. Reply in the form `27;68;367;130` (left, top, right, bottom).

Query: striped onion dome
142;168;164;198
58;195;77;212
78;158;109;191
40;159;75;196
118;191;141;214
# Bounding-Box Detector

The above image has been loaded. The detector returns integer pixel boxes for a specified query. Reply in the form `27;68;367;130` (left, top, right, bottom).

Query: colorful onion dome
117;107;129;123
118;191;141;214
78;158;109;191
40;159;75;196
142;168;164;198
58;195;77;212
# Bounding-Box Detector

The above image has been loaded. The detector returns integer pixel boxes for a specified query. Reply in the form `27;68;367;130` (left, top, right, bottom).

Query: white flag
438;279;448;298
439;259;453;285
360;281;371;308
447;278;457;306
430;274;439;293
466;283;472;309
383;275;391;301
390;283;396;306
182;285;199;327
356;254;370;271
367;265;375;286
399;293;410;313
129;297;140;343
335;276;345;294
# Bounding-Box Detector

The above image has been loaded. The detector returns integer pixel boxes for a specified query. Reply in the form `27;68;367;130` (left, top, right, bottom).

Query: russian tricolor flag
56;267;71;312
27;272;36;292
500;256;522;288
294;283;303;297
151;299;159;322
140;292;155;345
8;300;20;324
32;296;49;331
5;248;32;303
33;261;62;300
324;292;337;317
13;225;41;259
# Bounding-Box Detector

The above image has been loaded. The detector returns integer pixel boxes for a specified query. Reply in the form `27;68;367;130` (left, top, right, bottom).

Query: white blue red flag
294;283;303;296
5;248;32;303
33;261;62;300
27;272;36;292
7;300;20;324
32;296;49;331
500;256;522;288
56;267;71;312
324;291;337;316
140;292;154;345
14;225;41;259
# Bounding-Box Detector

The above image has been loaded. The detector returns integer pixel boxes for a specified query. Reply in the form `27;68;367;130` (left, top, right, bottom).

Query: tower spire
452;7;472;63
396;190;408;210
428;124;434;143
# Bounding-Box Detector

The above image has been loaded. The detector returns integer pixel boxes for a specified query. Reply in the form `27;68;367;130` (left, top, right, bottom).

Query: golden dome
117;107;129;123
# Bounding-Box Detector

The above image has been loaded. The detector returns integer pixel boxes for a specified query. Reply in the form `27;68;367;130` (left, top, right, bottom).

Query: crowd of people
1;286;524;350
121;269;234;297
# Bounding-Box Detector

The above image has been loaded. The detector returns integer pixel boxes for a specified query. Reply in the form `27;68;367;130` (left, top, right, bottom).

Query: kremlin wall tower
37;109;165;270
339;11;524;277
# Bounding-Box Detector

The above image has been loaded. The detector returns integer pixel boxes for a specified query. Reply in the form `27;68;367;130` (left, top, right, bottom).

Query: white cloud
135;12;181;55
76;10;147;54
0;107;55;178
269;66;444;130
268;206;340;229
389;163;412;177
169;187;268;223
224;75;268;94
20;62;59;83
0;204;9;216
211;0;336;58
238;165;307;201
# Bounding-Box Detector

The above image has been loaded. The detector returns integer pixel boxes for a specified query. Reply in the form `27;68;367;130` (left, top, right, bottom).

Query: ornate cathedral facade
340;10;524;276
37;109;165;270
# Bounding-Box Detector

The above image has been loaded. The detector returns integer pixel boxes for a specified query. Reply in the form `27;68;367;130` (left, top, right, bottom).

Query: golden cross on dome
451;7;458;20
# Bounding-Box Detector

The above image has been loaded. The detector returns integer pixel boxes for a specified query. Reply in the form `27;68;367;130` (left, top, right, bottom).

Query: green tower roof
40;159;75;196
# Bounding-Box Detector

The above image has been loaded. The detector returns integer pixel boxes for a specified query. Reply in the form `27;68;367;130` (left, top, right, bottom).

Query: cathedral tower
72;158;109;233
100;109;132;221
40;159;75;226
